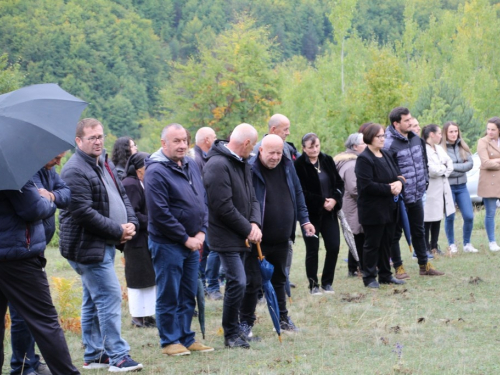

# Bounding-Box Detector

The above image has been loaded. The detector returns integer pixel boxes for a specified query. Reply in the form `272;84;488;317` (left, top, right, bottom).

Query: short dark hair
301;132;319;147
389;107;410;126
487;117;500;131
362;123;384;145
358;122;373;133
76;118;102;138
421;124;440;141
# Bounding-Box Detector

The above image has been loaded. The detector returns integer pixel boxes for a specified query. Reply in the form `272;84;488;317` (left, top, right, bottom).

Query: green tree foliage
159;17;279;139
0;0;168;138
0;53;23;94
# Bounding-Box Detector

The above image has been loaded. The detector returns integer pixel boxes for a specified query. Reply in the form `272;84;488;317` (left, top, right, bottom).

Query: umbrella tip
278;335;282;344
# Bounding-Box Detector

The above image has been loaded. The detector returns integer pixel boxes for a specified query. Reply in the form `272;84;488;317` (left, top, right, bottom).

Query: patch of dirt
340;293;366;303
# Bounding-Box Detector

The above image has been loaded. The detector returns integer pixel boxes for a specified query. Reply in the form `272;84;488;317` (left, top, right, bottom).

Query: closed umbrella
337;209;359;262
196;277;206;340
396;195;412;252
0;83;87;190
246;240;282;343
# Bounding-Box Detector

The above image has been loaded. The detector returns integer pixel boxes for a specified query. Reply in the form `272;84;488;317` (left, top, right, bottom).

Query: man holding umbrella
203;123;262;349
144;123;213;356
240;134;315;337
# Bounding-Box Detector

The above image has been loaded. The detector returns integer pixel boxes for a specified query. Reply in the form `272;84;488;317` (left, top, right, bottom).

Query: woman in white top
422;124;455;254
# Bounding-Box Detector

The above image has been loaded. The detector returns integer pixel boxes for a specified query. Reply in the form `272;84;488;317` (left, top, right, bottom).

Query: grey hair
161;123;184;140
344;133;363;150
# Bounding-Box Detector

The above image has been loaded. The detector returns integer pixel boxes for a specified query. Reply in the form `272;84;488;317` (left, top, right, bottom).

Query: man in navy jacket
0;181;79;375
240;135;315;337
9;152;71;375
144;123;212;356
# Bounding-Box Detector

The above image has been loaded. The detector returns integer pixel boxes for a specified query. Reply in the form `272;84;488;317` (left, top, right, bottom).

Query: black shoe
321;284;335;294
379;277;406;285
289;282;296;288
239;322;261;342
144;316;156;328
280;316;300;333
366;280;380;289
131;317;145;328
225;335;250;349
348;270;358;278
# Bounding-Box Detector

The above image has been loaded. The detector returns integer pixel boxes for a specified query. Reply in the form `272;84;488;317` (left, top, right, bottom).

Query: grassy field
2;207;499;374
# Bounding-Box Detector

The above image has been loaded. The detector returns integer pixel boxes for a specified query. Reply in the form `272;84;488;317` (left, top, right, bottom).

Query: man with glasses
60;118;143;372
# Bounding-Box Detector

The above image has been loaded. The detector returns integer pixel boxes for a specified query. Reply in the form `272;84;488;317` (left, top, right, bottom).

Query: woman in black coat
355;124;406;288
295;133;344;295
122;152;156;327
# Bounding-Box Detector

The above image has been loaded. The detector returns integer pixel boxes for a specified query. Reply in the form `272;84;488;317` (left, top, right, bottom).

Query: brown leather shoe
187;341;214;353
162;343;190;356
395;265;410;280
419;262;444;276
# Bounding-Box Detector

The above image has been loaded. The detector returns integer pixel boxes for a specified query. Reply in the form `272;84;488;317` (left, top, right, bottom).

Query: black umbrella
0;83;87;190
396;195;413;253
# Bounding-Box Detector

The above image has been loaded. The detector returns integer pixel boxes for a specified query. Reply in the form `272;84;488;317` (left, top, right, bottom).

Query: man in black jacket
384;107;444;277
240;135;315;337
204;123;262;349
60;118;143;372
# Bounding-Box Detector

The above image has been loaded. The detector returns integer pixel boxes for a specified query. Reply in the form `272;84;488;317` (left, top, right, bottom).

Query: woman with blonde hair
441;121;477;253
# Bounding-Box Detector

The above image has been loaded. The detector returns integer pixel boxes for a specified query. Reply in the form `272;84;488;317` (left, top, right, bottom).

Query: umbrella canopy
196;277;206;340
0;83;87;190
337;209;359;262
396;195;413;252
254;242;282;343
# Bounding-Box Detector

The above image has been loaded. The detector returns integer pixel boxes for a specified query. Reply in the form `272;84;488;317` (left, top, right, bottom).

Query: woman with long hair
122;152;156;327
422;124;455;255
477;117;500;251
355;124;405;288
112;136;138;179
295;133;344;295
441;121;477;253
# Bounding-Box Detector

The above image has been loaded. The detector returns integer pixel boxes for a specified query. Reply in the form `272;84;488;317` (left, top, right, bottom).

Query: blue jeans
205;250;221;294
149;239;198;348
444;183;474;245
483;198;498;242
68;245;130;366
9;304;39;375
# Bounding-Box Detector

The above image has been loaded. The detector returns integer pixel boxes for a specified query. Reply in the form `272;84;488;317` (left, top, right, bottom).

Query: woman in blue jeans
441;121;477;253
477;117;500;251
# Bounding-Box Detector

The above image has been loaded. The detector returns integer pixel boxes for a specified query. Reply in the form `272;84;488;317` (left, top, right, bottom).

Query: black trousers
0;256;80;375
348;233;365;273
218;251;248;339
424;221;441;250
391;199;429;267
240;242;289;326
362;223;396;285
303;213;340;289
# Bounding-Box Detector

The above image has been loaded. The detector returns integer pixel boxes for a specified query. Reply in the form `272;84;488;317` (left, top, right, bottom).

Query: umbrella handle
245;239;265;261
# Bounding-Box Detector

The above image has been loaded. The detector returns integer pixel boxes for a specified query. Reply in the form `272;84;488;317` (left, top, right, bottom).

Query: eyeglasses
80;135;106;143
375;134;387;140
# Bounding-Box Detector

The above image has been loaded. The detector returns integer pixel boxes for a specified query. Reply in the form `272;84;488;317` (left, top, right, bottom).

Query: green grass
2;207;499;374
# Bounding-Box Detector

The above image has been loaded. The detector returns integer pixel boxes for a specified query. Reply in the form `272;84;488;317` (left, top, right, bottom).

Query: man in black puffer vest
60;118;143;372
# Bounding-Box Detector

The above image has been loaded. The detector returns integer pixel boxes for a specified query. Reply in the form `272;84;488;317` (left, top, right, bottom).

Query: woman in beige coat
423;125;455;254
477;117;500;251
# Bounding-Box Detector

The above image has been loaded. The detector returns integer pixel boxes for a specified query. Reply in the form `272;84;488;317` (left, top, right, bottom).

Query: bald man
203;124;262;349
252;114;300;161
239;135;314;337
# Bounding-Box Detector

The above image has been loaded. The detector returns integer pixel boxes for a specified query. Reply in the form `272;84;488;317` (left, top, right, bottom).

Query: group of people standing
1;106;500;374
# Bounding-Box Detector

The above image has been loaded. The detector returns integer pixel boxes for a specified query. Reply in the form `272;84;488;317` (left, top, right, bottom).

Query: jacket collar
75;146;107;167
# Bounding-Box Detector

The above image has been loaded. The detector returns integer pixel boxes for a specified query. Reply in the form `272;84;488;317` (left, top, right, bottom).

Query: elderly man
384;107;444;277
204;123;262;349
334;133;367;277
9;152;70;375
60;118;143;372
252;114;300;288
144;123;213;356
240;135;315;336
193;127;223;300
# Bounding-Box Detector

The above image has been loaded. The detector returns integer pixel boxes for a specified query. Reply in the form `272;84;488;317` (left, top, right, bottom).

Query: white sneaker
449;244;458;253
489;242;500;251
463;243;478;253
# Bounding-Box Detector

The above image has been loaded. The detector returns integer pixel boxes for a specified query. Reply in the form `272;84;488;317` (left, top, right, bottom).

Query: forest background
0;0;499;154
